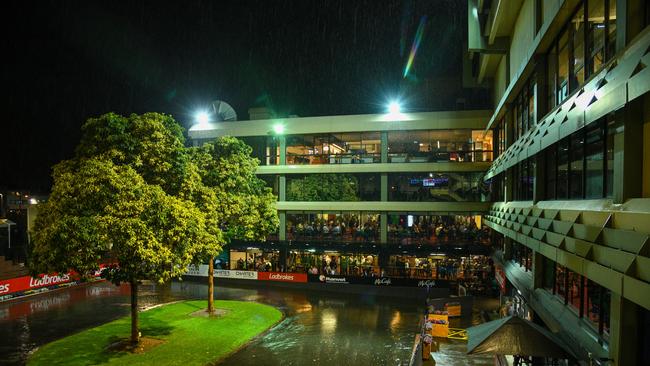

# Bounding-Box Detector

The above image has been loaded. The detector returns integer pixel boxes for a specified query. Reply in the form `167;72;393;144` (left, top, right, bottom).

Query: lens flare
403;16;427;78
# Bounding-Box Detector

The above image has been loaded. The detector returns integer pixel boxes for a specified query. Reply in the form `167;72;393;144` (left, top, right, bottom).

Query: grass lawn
28;300;283;366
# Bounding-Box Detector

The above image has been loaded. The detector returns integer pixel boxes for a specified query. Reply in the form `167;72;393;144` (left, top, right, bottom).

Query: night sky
3;0;487;191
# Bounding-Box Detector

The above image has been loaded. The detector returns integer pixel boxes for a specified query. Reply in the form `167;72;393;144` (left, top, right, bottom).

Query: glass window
387;214;487;246
528;78;536;129
388;172;484;202
572;5;586;90
570;132;584;199
555;265;567;300
286;133;381;165
240;136;276;165
546;145;557;200
585;122;605;198
607;0;617;60
387;130;492;163
567;270;582;311
557;139;569;199
588;0;606;76
286;212;380;243
558;29;570;103
547;44;558;110
286;174;379;201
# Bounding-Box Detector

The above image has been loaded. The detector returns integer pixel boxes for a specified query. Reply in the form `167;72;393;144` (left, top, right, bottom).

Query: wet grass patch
28;300;282;366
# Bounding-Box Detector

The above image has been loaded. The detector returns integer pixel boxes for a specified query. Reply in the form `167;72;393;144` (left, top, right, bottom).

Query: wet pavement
0;281;494;365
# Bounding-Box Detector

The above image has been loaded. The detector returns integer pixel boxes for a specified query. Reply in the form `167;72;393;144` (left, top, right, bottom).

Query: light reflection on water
0;281;493;366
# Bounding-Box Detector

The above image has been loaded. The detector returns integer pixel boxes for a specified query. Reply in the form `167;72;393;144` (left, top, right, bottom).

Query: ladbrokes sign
0;272;74;296
258;272;307;283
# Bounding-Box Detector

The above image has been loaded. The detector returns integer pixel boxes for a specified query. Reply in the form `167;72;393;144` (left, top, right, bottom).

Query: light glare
195;111;210;125
388;101;401;114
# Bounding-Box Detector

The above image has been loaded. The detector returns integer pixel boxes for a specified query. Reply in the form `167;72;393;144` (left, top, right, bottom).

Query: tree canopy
287;174;359;201
31;158;208;285
31;112;216;343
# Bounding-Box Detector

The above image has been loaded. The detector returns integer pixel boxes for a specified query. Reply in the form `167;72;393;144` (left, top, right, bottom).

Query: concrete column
279;175;286;201
279;211;286;241
380;213;387;244
278;172;286;241
609;293;639;365
380;173;388;202
380;131;388;163
279;135;286;165
613;101;643;203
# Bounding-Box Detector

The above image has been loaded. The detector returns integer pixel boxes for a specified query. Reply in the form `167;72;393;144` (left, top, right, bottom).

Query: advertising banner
214;269;258;280
308;274;350;284
185;266;258;280
306;274;448;288
0;265;106;298
258;272;307;283
0;273;73;296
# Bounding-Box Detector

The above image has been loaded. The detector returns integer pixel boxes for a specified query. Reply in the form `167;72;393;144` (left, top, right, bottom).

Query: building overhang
188;110;492;140
257;162;491;175
276;201;492;213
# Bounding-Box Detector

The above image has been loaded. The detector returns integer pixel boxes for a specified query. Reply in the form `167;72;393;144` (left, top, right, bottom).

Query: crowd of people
386;255;494;281
388;218;491;245
286;216;380;242
284;215;492;246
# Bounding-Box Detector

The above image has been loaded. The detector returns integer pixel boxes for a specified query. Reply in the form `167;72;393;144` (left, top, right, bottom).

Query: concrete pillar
279;175;286;201
279;211;286;241
380;213;388;244
609;293;639;365
380;173;388;202
278;135;286;165
613;100;643;203
380;131;388;163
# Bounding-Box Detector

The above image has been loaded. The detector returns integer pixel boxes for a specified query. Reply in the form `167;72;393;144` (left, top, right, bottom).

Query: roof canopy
466;316;574;359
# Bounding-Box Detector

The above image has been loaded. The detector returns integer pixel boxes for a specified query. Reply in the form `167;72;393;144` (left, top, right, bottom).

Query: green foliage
188;136;279;245
287;174;359;201
27;299;282;366
31;112;214;286
31;158;208;285
75;112;187;195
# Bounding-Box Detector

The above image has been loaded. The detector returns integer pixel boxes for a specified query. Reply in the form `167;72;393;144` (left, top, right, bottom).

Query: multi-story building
468;0;650;364
188;109;496;291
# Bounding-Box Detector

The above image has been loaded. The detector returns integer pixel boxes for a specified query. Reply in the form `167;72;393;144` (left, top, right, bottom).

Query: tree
75;112;187;195
31;158;208;344
187;136;278;313
31;112;213;345
287;174;359;201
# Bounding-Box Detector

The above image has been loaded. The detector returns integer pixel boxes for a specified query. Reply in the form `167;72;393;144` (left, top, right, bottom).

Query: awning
467;316;574;359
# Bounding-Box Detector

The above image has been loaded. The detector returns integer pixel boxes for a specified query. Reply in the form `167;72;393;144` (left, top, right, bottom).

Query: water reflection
0;281;493;366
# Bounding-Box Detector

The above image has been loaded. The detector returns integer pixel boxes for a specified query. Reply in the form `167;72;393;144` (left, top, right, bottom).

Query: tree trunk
130;280;140;345
207;257;214;313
